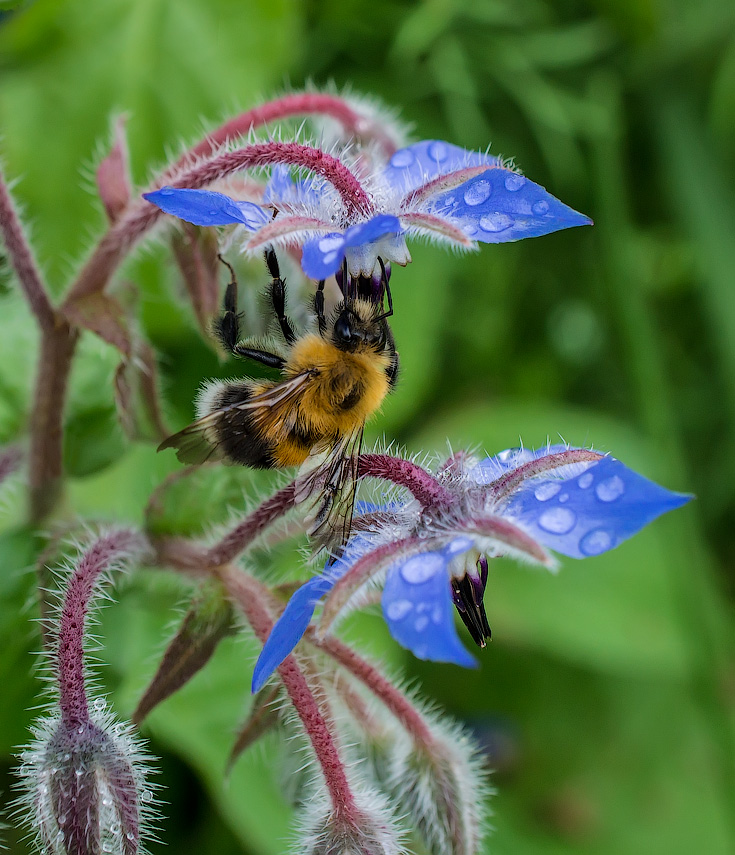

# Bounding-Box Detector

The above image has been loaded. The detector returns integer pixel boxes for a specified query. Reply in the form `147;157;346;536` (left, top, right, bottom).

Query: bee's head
331;298;388;353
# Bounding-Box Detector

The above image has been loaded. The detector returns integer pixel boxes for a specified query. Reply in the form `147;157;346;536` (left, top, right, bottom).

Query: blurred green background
1;0;735;852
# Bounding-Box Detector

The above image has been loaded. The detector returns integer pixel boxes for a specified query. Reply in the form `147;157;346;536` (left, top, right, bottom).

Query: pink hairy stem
57;530;141;727
358;453;453;508
64;142;372;306
489;449;604;504
165;91;398;180
220;568;359;821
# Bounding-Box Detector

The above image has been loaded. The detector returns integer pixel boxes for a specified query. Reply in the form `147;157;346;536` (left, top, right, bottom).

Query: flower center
450;556;491;648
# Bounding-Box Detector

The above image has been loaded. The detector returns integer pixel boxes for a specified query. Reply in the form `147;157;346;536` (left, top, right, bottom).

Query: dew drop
94;698;106;712
432;606;443;624
504;173;525;191
321;251;339;266
386;599;413;621
559;493;569;503
102;842;113;853
63;753;71;762
480;213;512;233
578;472;594;489
538;507;577;534
463;180;491;206
141;790;153;803
400;553;444;584
102;797;113;807
58;813;66;826
414;616;429;632
534;482;561;502
428;141;449;161
595;475;625;502
462;220;479;237
532;200;549;215
444;536;473;556
159;187;174;196
319;236;343;253
126;832;136;842
390;149;415;168
415;644;428;658
579;528;612;556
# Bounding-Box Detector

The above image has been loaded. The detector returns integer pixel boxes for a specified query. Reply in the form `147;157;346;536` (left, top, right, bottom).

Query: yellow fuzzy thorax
287;334;391;434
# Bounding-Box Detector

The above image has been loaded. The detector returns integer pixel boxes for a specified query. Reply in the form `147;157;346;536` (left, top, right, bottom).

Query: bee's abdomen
209;382;279;469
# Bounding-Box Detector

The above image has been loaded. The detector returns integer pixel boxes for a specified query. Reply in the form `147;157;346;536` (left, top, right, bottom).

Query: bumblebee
158;250;399;552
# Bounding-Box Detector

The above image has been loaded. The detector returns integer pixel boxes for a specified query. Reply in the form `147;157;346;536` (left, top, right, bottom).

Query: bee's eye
334;315;354;344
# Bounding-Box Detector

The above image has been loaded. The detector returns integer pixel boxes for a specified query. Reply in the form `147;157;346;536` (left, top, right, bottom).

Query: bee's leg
216;255;286;369
214;254;242;352
314;279;327;335
265;249;297;344
375;257;394;321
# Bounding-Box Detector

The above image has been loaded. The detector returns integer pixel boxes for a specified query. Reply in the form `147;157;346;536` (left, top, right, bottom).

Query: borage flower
252;445;690;690
144;139;591;286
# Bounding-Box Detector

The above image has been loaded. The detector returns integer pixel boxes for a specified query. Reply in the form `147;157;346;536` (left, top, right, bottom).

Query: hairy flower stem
57;530;142;727
0;169;56;331
167;92;398;179
219;568;360;822
205;482;297;565
316;634;435;748
359;453;453;508
29;323;79;521
65;142;372;306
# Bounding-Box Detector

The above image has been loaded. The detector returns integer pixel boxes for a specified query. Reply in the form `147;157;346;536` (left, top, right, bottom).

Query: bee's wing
296;427;364;558
157;370;318;465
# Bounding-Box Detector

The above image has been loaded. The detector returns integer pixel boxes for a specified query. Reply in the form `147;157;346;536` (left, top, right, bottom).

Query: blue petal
500;455;692;559
431;169;592;243
382;543;477;668
251;534;371;692
382;140;500;194
301;215;402;279
342;214;403;249
263;166;322;208
301;233;347;279
473;445;569;483
143;187;270;230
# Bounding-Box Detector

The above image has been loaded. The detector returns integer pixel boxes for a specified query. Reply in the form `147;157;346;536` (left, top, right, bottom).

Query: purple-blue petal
342;214;403;249
431;169;592;243
382;543;477;668
301;215;402;279
500;455;692;559
382;140;500;194
143;187;271;230
263;166;322;208
301;233;347;279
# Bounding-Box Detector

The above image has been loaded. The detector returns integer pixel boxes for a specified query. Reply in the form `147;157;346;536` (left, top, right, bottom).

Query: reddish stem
317;634;435;748
359;453;453;508
221;568;358;820
29;323;79;521
166;92;397;179
205;482;297;566
57;530;141;727
0;169;56;331
64;142;372;305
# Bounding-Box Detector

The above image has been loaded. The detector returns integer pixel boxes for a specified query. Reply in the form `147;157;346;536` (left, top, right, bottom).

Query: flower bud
17;708;155;855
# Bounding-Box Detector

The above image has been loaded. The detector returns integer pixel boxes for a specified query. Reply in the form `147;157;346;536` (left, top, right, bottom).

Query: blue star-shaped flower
250;446;690;691
144;139;591;282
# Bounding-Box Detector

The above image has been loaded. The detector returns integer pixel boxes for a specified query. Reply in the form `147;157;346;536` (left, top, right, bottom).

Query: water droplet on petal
504;173;525;191
534;482;561;501
579;528;612;555
415;644;428;658
428;141;449;161
386;599;413;621
400;552;445;584
159;187;174;196
464;180;491;206
319;236;343;253
443;194;455;205
559;493;569;503
390;149;415;168
432;606;443;624
480;213;512;233
595;475;625;502
322;251;339;266
538;507;577;534
414;616;429;632
578;472;594;489
532;200;549;215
